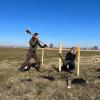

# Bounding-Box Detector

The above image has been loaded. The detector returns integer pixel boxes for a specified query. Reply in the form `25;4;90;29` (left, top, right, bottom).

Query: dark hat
70;47;76;52
71;47;76;50
34;33;39;36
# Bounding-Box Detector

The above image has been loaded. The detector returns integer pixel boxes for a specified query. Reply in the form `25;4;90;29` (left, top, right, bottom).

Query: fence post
77;47;80;77
42;48;44;65
59;42;62;71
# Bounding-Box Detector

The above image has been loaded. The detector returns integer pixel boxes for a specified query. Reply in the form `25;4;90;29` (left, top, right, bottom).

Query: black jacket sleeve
37;39;42;47
37;39;47;48
65;52;76;62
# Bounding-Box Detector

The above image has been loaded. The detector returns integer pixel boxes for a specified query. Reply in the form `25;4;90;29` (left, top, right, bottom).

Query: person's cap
70;47;76;51
34;33;39;36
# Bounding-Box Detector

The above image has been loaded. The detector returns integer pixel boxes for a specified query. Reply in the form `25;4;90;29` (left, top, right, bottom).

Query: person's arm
37;39;47;48
37;39;42;47
73;54;76;60
65;52;70;61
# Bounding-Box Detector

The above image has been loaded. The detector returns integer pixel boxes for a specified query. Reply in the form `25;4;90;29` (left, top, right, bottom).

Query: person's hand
25;28;31;34
26;29;30;33
43;44;48;48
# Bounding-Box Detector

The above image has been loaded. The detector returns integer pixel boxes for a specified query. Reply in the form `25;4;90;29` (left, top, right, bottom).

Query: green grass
0;48;100;100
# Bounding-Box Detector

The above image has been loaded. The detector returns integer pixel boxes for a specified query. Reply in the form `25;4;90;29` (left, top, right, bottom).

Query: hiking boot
35;63;40;71
36;66;40;71
19;65;30;71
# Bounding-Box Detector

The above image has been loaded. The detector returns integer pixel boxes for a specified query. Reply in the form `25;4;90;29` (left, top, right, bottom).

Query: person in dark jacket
60;47;77;72
20;32;47;71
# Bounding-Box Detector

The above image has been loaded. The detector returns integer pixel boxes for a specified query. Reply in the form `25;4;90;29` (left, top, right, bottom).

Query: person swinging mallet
20;28;48;71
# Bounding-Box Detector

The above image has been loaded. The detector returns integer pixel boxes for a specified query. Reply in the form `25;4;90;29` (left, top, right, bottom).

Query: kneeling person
59;47;77;72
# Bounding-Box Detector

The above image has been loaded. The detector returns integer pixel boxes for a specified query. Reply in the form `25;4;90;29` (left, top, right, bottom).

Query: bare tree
91;46;98;50
94;46;98;50
49;43;54;48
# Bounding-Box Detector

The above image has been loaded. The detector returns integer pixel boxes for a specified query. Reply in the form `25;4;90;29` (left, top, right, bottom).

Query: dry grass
0;48;100;100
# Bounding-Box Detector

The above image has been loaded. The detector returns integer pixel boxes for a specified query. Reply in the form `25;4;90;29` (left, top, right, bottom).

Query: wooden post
77;47;80;77
59;42;62;71
67;76;71;89
42;48;44;65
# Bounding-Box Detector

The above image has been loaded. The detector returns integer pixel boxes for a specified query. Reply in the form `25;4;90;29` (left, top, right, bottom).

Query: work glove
25;28;31;34
26;29;29;33
43;44;48;48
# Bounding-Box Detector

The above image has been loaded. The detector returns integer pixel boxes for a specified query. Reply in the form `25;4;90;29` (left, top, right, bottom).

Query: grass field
0;48;100;100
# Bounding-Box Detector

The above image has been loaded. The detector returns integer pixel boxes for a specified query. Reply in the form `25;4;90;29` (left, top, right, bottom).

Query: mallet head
25;28;31;34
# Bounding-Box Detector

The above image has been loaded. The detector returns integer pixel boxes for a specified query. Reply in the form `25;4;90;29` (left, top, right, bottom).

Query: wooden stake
42;48;44;65
59;42;62;71
77;47;80;77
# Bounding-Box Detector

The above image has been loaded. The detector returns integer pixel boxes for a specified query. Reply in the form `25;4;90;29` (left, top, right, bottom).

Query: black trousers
61;62;75;71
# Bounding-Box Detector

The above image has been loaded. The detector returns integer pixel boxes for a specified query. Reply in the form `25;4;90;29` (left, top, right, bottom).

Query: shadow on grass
40;75;55;81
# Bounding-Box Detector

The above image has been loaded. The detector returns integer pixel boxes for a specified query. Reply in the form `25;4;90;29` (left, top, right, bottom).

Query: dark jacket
61;52;76;70
65;52;76;63
29;37;43;52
